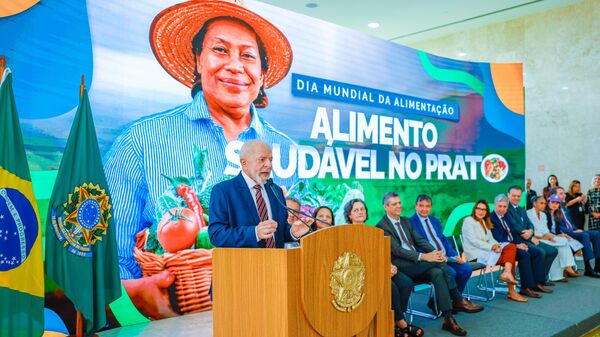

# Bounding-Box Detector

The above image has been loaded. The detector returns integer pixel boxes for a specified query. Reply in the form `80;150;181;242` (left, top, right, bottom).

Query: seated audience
376;192;483;337
343;198;423;337
462;200;526;302
527;196;578;281
507;185;557;287
409;195;473;296
490;194;551;298
312;205;335;231
546;194;600;278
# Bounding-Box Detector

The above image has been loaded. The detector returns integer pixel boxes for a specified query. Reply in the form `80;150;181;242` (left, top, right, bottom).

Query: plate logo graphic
481;154;509;183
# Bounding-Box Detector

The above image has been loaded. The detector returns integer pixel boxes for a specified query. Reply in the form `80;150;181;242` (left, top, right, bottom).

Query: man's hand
291;218;313;238
123;270;178;320
531;237;540;246
256;220;278;240
491;243;502;253
516;243;529;251
390;264;398;277
453;256;466;264
422;251;446;263
521;229;534;240
593;212;600;219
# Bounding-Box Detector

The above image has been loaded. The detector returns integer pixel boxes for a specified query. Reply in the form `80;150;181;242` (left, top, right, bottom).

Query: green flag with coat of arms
44;86;121;335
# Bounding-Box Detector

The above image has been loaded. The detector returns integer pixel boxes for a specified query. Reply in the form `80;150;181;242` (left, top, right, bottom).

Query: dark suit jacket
409;213;458;257
208;173;293;248
507;204;534;242
490;211;524;244
526;189;537;210
376;215;435;267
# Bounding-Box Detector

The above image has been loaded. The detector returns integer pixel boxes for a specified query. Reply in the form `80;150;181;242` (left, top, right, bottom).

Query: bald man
208;140;310;248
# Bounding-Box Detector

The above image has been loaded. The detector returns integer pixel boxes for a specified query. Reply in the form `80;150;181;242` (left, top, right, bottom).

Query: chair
405;281;441;322
457;234;517;301
450;236;488;302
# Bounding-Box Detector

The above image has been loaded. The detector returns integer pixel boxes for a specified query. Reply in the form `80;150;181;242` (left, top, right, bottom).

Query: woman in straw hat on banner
104;0;296;320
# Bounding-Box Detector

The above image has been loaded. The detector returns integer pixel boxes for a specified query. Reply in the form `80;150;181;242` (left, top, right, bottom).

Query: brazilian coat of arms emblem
330;251;366;312
51;183;111;257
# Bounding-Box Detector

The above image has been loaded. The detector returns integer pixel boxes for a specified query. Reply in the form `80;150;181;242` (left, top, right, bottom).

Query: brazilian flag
0;70;44;336
44;87;121;336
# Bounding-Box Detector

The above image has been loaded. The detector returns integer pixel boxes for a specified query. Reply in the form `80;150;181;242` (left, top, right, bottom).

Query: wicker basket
134;229;213;314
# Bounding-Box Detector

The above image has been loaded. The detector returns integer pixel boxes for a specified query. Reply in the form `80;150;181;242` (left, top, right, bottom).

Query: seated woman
343;199;423;337
527;196;577;281
461;200;526;302
312;206;335;231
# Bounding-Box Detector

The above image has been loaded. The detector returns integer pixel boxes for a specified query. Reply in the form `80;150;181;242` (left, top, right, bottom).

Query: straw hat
150;0;293;90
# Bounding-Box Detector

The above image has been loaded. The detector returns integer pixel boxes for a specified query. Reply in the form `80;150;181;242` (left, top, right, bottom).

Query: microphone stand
265;179;334;231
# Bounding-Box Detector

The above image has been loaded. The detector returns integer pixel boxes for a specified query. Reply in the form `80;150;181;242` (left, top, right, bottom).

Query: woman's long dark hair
312;206;335;230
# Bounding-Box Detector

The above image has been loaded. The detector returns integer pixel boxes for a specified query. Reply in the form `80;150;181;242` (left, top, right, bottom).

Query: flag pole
0;55;6;80
80;75;85;98
71;74;98;337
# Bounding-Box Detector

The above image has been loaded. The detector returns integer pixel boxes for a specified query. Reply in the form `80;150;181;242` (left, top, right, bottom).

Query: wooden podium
212;225;393;337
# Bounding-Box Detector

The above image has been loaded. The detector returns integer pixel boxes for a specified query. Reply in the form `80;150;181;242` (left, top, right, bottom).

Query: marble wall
409;0;600;195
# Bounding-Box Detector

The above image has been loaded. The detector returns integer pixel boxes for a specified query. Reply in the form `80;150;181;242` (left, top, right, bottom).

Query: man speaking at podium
208;140;310;247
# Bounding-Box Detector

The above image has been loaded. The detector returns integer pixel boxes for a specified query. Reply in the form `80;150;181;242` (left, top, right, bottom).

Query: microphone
266;178;333;229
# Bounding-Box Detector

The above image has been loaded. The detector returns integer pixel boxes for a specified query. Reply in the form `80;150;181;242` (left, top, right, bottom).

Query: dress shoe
507;291;528;302
452;298;484;313
584;270;600;278
543;281;556;287
556;278;569;283
564;269;579;278
519;288;542;298
533;284;553;293
442;316;467;336
498;273;518;285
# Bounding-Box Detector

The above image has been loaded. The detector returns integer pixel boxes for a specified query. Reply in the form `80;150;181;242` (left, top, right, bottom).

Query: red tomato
157;207;200;253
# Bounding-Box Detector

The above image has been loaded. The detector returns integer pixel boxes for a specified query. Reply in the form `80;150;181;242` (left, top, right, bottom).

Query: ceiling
257;0;581;45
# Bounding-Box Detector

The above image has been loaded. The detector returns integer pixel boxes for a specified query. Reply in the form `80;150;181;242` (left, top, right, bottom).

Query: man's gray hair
285;196;301;207
494;194;509;204
239;140;270;160
382;192;399;205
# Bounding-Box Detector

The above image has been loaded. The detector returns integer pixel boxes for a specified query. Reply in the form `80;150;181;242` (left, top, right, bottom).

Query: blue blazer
490;211;524;244
208;173;292;248
409;213;458;257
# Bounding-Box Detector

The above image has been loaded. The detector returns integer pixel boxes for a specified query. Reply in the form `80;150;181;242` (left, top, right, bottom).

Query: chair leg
464;271;490;302
405;284;440;320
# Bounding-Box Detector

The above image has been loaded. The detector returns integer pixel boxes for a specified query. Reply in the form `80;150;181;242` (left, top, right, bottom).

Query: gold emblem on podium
330;252;365;312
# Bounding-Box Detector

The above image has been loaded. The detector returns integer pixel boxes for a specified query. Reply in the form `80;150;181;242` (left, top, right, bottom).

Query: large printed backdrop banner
1;0;524;328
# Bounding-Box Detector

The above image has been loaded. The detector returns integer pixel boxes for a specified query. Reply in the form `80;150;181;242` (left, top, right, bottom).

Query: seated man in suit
377;192;483;337
208;140;310;248
490;194;551;298
285;196;302;226
409;194;473;296
507;185;558;287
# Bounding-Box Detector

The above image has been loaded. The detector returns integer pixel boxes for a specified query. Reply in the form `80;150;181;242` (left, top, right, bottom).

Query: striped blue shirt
103;93;296;279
